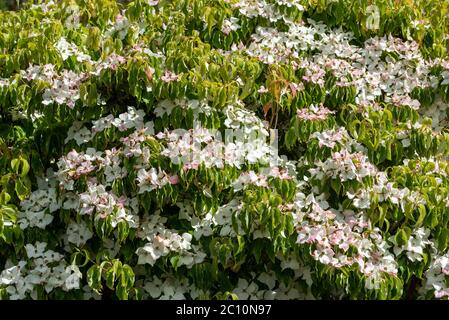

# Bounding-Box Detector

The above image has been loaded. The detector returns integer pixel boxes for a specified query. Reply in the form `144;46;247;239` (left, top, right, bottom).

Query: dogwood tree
1;0;449;300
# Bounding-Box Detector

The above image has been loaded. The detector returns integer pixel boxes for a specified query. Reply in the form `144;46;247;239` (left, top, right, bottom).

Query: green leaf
11;157;30;177
121;264;135;290
117;220;129;243
87;265;103;292
170;255;180;270
105;260;122;290
87;27;101;51
15;177;31;201
437;228;449;251
416;204;426;226
394;228;409;247
0;191;11;205
88;83;97;107
116;285;128;300
330;179;341;194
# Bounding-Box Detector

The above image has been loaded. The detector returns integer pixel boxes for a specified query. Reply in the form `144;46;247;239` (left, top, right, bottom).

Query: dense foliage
1;0;449;300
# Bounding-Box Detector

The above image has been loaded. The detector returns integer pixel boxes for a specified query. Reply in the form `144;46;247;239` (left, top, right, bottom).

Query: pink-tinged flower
75;162;96;176
311;127;346;149
145;67;155;81
169;175;180;185
257;86;269;93
269;167;292;180
221;18;240;35
183;163;199;171
390;95;421;109
435;290;449;299
115;14;124;23
106;53;126;71
289;82;304;96
296;104;335;121
335;79;354;87
230;42;246;51
442;266;449;275
116;196;127;208
160;71;180;83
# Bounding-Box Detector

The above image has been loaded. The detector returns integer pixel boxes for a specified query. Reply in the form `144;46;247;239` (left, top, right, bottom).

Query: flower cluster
56;148;104;189
158;125;275;169
296;104;335;121
244;10;442;110
160;71;180;83
310;127;348;149
66;220;94;247
420;250;449;299
390;228;431;262
0;242;82;300
55;37;92;63
3;0;449;301
309;149;377;183
18;186;60;230
137;168;179;193
91;53;127;75
418;96;449;132
233;167;292;191
136;213;205;267
349;171;425;211
294;192;398;289
221;17;240;35
22;64;87;108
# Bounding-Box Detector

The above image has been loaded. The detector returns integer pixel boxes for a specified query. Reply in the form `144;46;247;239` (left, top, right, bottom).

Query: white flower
191;214;214;240
257;272;276;290
110;107;145;131
92;114;114;133
64;265;82;290
169;233;192;251
178;254;194;267
221;18;240;35
159;284;186;300
43;250;63;263
136;240;169;266
391;227;430;262
144;277;163;298
232;278;259;300
0;266;22;285
25;242;47;259
55;37;92;62
154;100;176;117
67;220;93;246
72;127;93;145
